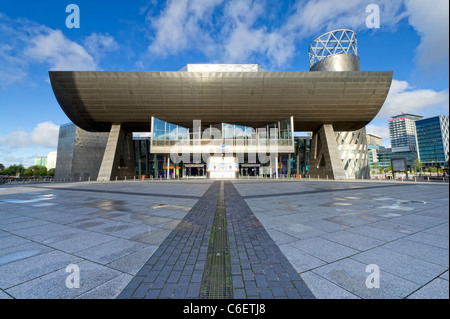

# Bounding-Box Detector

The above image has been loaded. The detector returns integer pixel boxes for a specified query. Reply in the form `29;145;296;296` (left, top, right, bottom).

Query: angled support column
309;124;346;180
336;127;370;180
97;124;136;181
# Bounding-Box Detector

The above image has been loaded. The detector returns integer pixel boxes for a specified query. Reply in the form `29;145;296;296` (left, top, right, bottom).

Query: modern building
389;113;423;151
366;133;383;169
34;152;57;170
376;147;418;171
376;113;423;170
366;133;382;147
415;115;449;167
46;151;57;170
51;29;392;181
34;156;47;167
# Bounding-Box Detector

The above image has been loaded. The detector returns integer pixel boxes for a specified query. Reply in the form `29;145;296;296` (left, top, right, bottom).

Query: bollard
116;176;118;181
427;176;429;182
88;176;90;182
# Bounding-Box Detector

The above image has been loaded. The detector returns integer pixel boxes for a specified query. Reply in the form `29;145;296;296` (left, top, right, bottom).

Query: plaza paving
0;179;448;299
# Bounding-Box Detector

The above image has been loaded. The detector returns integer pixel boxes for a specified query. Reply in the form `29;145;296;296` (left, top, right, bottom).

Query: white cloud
143;0;409;68
83;32;120;59
0;13;119;87
30;121;60;148
147;0;222;56
366;124;390;141
0;121;59;149
404;0;449;70
145;0;296;67
24;29;97;71
219;0;295;67
377;79;449;118
0;43;28;87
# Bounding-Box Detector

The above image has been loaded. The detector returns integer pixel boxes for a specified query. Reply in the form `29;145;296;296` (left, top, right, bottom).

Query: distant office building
366;133;383;168
379;113;423;170
377;147;418;170
34;156;47;167
389;113;423;151
366;133;382;147
46;151;57;170
415;115;449;167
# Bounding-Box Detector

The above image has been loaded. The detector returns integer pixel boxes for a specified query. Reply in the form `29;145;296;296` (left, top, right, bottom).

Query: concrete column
154;154;157;178
308;124;346;180
163;156;166;179
167;156;170;180
288;153;291;177
137;140;142;177
275;156;279;179
97;124;135;181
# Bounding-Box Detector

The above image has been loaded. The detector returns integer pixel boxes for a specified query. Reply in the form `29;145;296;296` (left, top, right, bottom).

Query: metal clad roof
49;71;393;132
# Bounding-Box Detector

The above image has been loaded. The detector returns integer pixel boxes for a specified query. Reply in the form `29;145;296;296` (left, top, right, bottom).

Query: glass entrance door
185;165;206;178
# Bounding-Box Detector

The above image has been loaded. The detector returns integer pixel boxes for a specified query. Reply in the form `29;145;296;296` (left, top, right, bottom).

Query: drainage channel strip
200;181;233;299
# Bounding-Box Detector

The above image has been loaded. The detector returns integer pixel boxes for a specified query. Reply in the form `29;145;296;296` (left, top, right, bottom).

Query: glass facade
150;117;293;149
376;148;418;170
415;116;449;167
292;137;311;177
133;117;308;179
152;117;189;145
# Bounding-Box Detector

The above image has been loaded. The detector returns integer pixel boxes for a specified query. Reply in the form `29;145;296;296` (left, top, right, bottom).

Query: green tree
412;159;424;175
47;168;55;176
371;162;381;174
23;165;47;176
1;164;25;176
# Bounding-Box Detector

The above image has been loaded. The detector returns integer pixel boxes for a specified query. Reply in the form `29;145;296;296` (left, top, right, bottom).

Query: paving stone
118;182;220;299
407;278;449;299
289;237;358;263
3;180;446;299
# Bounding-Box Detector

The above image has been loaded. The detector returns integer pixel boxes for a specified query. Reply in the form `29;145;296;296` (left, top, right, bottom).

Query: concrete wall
55;124;109;181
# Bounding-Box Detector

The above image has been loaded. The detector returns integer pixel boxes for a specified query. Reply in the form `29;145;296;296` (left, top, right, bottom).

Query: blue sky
0;0;448;167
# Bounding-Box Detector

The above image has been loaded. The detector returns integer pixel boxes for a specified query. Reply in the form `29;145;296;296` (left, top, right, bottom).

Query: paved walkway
118;181;313;299
236;180;449;299
0;179;448;299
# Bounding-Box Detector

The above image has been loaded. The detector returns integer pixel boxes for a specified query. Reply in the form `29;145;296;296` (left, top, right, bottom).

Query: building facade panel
415;115;449;166
55;124;109;181
49;70;392;133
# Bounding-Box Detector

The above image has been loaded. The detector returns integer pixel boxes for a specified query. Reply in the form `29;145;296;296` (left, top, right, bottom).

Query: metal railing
151;138;294;147
0;176;55;185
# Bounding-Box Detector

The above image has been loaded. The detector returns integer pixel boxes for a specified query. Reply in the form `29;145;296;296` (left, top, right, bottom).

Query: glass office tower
415;115;449;167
